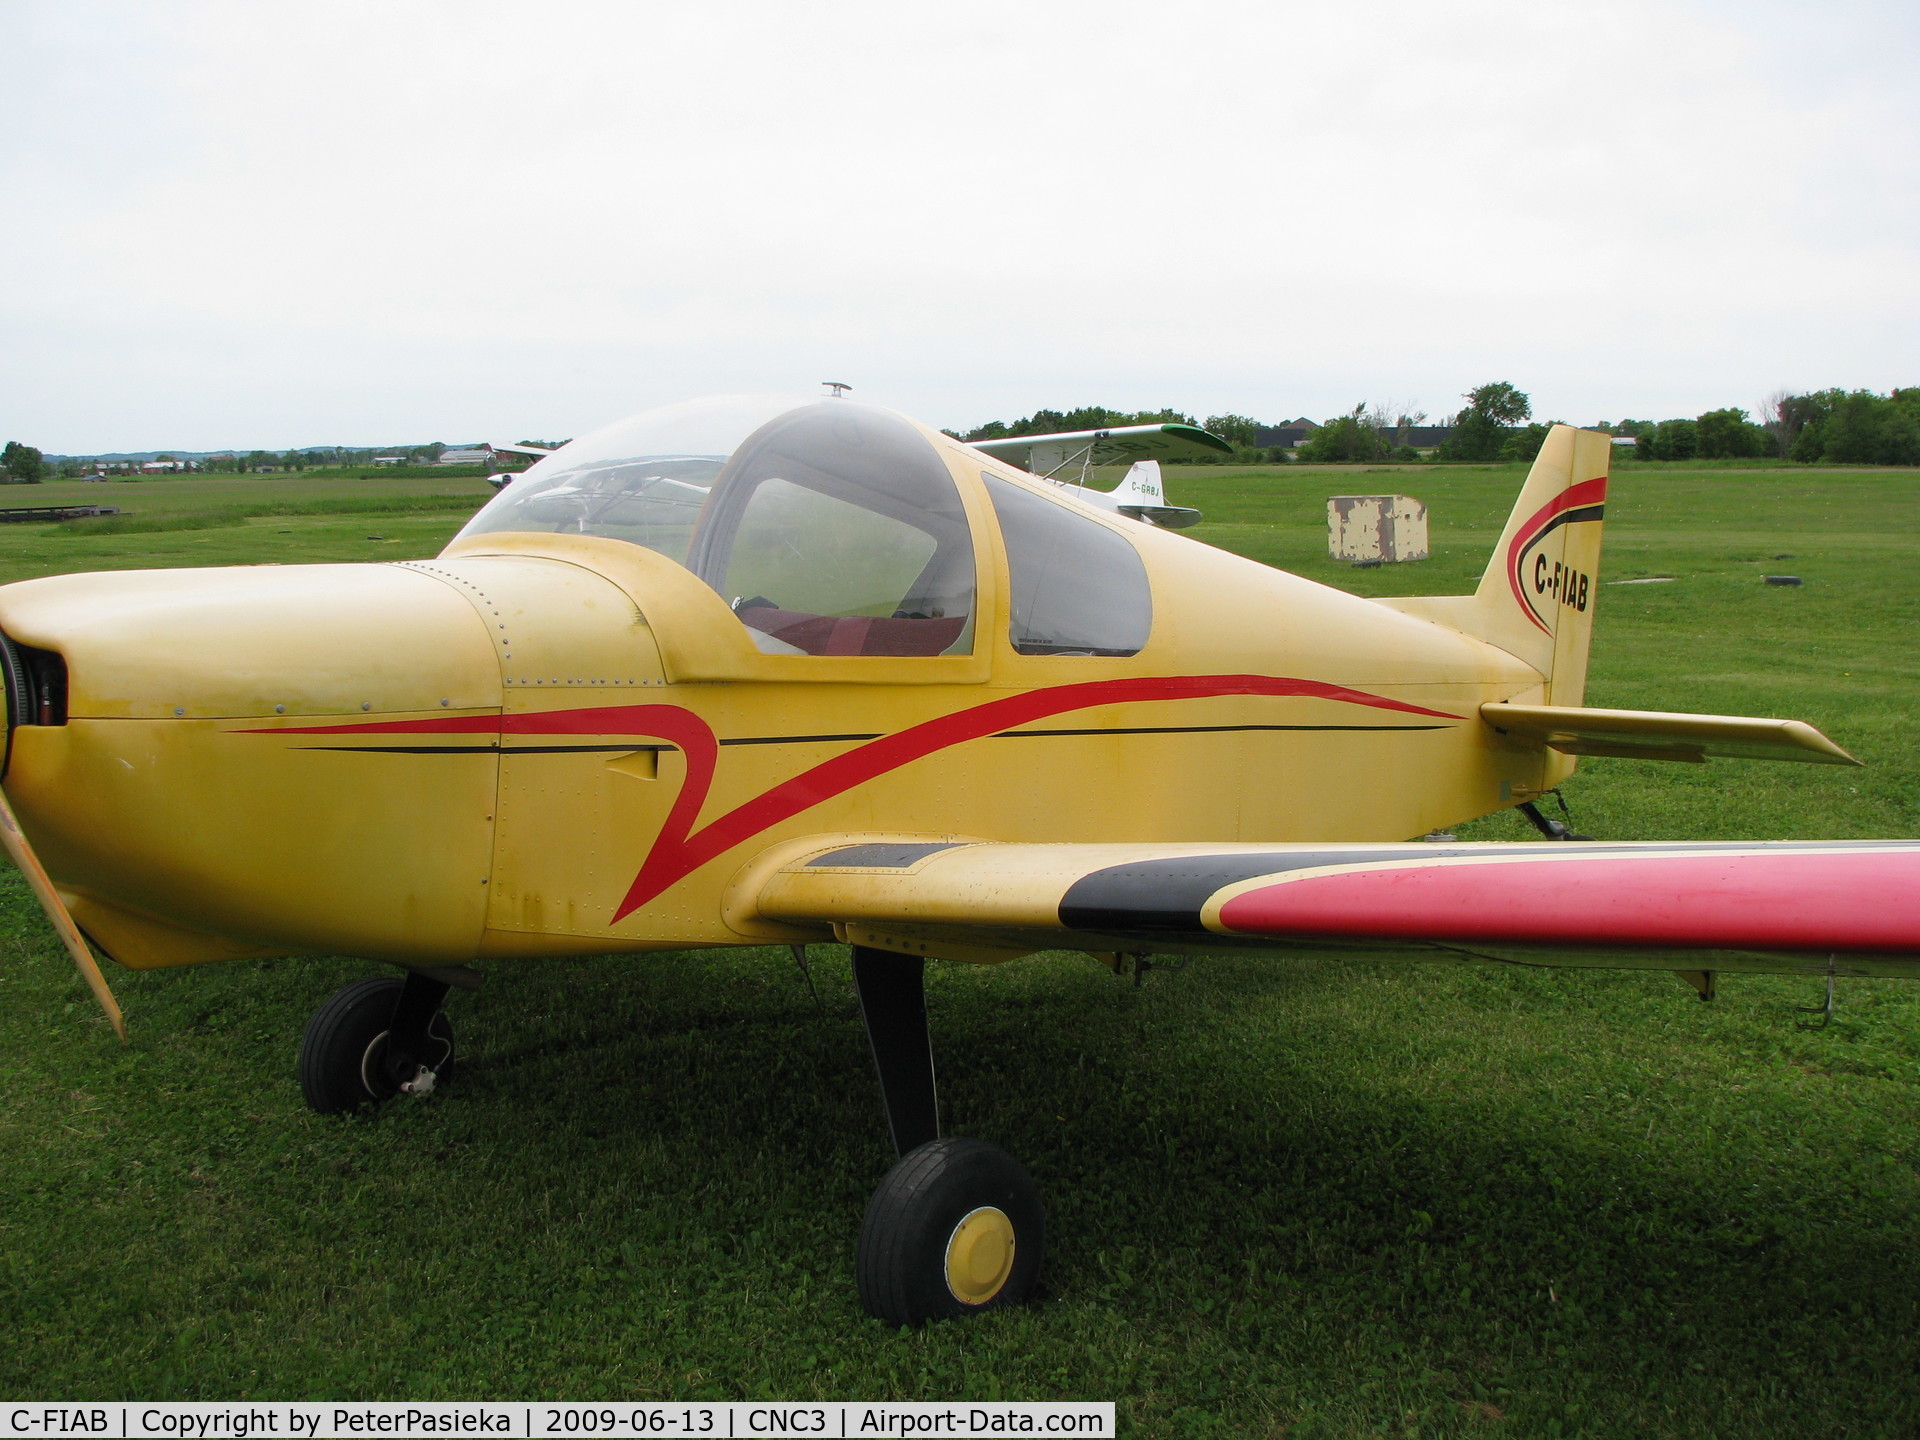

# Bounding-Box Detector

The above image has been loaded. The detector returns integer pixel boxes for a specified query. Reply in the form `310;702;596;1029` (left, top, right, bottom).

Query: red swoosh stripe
246;674;1461;922
1216;848;1920;952
1505;476;1607;634
613;674;1458;920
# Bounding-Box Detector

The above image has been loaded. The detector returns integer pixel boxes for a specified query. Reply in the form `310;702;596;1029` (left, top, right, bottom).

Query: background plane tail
1114;459;1167;506
1102;460;1203;528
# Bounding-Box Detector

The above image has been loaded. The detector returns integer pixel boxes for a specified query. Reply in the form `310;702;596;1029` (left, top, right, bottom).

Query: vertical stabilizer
1114;460;1166;505
1470;425;1610;704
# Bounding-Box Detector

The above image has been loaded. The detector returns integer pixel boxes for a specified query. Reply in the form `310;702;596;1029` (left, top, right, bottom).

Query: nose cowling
0;562;501;722
0;563;505;965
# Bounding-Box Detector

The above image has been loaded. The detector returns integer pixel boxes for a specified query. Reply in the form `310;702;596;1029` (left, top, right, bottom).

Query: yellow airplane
2;393;1914;1327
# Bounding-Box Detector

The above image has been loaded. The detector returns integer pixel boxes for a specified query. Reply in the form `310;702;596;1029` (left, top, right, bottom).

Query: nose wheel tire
856;1137;1044;1327
299;976;455;1115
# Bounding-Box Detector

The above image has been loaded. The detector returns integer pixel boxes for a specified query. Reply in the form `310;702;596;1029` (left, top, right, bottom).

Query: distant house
372;456;408;466
1255;419;1320;449
141;459;191;473
77;473;109;483
1610;435;1637;447
1253;418;1452;453
437;448;490;466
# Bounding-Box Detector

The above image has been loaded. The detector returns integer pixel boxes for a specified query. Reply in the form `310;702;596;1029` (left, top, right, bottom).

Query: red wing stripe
1215;850;1920;953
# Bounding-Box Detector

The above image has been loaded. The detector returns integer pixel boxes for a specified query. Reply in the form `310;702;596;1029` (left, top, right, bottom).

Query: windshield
454;395;978;657
457;394;811;562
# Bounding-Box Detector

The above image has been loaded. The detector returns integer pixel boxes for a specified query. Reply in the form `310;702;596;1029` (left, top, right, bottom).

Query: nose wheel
850;947;1045;1326
295;951;1044;1323
299;973;455;1114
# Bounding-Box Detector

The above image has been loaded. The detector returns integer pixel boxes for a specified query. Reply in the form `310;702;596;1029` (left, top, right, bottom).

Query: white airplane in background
966;422;1219;528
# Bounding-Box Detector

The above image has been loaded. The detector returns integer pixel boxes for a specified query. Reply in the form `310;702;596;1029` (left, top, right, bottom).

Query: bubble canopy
456;396;979;657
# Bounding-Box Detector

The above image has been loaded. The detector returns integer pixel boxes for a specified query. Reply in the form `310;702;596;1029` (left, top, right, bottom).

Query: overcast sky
3;0;1916;452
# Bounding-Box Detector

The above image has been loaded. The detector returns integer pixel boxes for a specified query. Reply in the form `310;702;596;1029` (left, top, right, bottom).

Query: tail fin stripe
1506;477;1608;632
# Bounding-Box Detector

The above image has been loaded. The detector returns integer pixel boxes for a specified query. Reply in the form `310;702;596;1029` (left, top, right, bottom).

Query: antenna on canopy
822;381;852;398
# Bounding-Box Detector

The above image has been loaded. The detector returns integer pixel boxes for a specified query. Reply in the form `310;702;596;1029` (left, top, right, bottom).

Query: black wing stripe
807;841;969;869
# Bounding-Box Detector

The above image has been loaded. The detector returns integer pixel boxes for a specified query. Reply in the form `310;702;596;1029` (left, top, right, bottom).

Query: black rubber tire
298;976;454;1115
856;1137;1044;1327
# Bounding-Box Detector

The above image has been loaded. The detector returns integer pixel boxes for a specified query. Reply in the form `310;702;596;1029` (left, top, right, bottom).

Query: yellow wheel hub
944;1206;1016;1305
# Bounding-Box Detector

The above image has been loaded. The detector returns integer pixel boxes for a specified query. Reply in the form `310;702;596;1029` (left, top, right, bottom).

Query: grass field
2;461;1918;1436
0;473;495;583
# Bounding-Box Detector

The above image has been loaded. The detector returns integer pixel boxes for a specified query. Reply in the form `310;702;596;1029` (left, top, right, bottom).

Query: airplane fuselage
0;423;1552;973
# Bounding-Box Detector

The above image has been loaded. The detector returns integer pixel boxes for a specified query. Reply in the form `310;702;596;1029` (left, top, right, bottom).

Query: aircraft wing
751;838;1920;968
969;423;1233;471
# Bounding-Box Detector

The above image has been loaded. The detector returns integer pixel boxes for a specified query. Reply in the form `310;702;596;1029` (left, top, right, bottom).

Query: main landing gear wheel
848;946;1046;1325
856;1136;1045;1327
299;974;454;1115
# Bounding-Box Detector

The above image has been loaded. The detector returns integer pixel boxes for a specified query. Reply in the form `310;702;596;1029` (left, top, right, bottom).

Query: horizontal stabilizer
1482;702;1859;766
1116;504;1203;528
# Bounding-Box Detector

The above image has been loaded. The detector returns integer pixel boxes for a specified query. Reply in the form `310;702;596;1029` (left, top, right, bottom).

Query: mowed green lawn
0;472;494;582
2;462;1917;1437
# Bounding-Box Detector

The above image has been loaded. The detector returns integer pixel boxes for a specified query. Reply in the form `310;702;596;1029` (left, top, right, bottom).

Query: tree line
1632;389;1920;465
952;384;1920;467
0;441;488;483
1513;387;1919;465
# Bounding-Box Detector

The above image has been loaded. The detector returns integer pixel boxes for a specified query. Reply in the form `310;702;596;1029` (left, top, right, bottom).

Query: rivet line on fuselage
401;562;516;663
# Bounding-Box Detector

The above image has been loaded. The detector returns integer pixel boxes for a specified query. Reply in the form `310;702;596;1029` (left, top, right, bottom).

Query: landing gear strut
1518;791;1593;842
299;972;455;1114
850;946;1044;1326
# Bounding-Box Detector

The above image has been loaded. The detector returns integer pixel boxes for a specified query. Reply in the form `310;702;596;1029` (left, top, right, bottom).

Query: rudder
1470;424;1611;705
